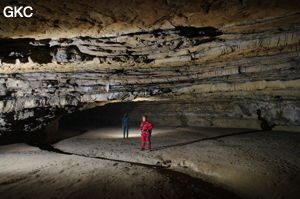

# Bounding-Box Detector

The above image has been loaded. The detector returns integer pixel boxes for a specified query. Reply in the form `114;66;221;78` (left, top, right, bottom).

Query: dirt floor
0;127;299;199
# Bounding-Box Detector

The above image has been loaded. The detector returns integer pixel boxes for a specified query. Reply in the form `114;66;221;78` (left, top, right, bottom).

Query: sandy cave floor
0;127;299;199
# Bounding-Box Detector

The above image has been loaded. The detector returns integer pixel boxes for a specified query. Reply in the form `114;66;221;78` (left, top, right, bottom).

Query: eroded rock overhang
0;0;300;135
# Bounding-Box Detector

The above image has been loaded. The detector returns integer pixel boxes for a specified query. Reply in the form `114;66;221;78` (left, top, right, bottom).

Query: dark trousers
123;126;129;138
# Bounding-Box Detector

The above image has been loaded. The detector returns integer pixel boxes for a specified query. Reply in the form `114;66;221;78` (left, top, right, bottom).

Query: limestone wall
0;0;299;136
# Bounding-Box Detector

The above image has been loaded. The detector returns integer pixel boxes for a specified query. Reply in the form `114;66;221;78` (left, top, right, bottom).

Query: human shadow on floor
151;129;264;151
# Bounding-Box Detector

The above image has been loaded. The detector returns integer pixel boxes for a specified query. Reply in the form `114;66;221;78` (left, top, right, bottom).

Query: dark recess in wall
175;26;222;38
0;38;51;64
60;102;141;129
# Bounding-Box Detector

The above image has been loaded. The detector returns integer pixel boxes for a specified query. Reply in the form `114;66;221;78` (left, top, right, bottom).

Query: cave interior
0;0;300;199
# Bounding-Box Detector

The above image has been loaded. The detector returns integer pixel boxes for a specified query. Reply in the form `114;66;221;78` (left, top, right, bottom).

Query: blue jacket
122;117;130;127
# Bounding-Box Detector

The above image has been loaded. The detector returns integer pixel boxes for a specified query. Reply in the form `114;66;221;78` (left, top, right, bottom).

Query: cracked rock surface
0;0;300;135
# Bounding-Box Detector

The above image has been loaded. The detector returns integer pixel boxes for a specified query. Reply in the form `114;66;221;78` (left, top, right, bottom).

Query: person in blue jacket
122;113;130;139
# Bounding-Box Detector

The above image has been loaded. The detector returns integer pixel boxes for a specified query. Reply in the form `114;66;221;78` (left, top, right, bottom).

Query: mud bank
54;127;300;199
0;127;299;199
0;142;239;199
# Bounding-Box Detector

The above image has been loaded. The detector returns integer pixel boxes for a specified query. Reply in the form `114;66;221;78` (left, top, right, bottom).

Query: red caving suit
140;121;153;150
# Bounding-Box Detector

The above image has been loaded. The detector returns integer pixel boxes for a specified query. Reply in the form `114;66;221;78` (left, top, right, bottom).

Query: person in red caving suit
139;115;153;151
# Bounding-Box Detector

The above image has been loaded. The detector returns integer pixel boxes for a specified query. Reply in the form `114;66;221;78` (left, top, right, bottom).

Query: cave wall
60;99;300;131
0;0;300;136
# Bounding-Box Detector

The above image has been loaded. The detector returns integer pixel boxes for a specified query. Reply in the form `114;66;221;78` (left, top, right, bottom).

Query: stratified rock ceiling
0;0;300;134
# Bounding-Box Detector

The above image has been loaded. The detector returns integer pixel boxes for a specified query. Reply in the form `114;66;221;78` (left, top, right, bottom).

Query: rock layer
0;0;300;136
